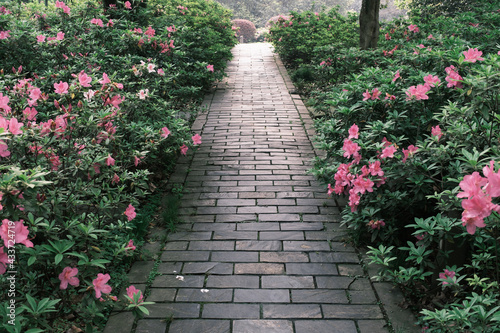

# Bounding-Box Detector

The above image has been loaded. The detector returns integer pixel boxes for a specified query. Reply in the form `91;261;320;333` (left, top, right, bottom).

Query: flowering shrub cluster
231;19;256;43
271;1;500;331
0;0;235;331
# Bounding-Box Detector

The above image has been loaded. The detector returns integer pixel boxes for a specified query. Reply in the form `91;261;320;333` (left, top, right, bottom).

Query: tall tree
359;0;380;49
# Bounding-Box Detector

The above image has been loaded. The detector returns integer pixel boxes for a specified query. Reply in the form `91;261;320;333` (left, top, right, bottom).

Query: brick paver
105;43;389;333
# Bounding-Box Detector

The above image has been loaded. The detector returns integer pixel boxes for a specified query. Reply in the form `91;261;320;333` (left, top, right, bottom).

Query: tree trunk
359;0;380;50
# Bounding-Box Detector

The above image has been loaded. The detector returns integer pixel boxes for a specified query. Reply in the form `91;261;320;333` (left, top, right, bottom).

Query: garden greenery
269;1;500;331
0;0;236;331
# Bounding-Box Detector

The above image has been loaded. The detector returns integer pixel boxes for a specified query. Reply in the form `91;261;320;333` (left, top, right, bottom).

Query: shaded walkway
106;43;393;333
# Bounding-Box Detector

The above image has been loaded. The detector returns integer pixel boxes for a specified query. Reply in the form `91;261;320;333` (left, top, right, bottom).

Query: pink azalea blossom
385;93;396;100
107;19;114;27
0;247;8;275
427;34;435;39
145;26;155;37
161;127;170;138
0;30;10;39
408;24;419;33
192;134;202;145
368;161;384;177
348;124;359;139
482;161;500;197
392;70;400;82
342;139;361;159
439;269;456;285
348;189;360;212
112;174;120;184
431;125;443;141
126;239;136;251
124;204;136;221
78;71;92;87
157;68;165;76
54;81;69;94
385;33;391;40
105;154;115;166
59;267;79;290
134;156;141;166
8;118;23;135
91;18;104;27
56;32;65;40
0;219;33;248
124;1;132;9
93;273;112;298
402;145;418;163
207;65;214;72
126;285;143;303
371;88;381;100
445;66;463;88
368;219;385;230
180;144;188;156
362;90;371;101
327;183;334;196
147;63;156;73
406;84;430;100
84;90;95;101
463;48;484;63
380;145;397;159
457;171;487;199
423;75;440;88
99;73;111;85
0;141;11;158
352;176;374;195
138;89;149;99
37;35;46;43
0;93;11;115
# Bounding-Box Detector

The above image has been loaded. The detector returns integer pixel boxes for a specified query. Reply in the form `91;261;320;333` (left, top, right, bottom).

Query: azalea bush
0;0;235;331
270;1;500;330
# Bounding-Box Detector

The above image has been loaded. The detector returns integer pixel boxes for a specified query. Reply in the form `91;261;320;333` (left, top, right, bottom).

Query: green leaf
55;253;63;265
28;256;36;266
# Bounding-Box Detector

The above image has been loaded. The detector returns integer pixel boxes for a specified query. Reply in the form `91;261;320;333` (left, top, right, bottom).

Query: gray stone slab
259;231;304;240
147;288;176;302
236;240;282;251
161;251;211;262
189;241;235;251
234;289;289;303
262;275;315;289
212;251;259;262
295;320;357;333
152;275;204;288
135;319;167;333
103;311;135;333
233;320;293;333
168;319;230;333
322;304;384;319
206;275;260;288
235;263;284;274
263;304;322;319
128;261;155;284
237;222;280;230
202;304;260;319
176;288;233;302
283;241;331;251
260;251;309;263
182;262;233;274
291;289;348;303
146;303;200;319
286;263;339;275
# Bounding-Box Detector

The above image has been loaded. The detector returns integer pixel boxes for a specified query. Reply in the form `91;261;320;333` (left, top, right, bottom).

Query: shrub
232;18;256;43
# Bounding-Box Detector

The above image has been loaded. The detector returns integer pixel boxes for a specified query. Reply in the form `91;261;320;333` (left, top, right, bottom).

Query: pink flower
91;18;104;27
126;239;136;251
385;33;391;40
380;145;397;159
161;127;170;138
192;133;202;145
439;269;456;285
78;71;92;87
0;93;11;114
84;89;95;101
342;139;361;159
126;285;143;303
0;30;10;39
482;161;500;198
145;26;155;37
431;125;443;141
124;204;136;221
371;88;381;100
124;1;131;9
423;75;440;88
147;63;156;73
59;267;79;290
427;34;435;39
180;144;188;156
406;84;430;100
445;66;463;88
348;124;359;139
112;173;120;184
402;145;418;163
392;70;400;82
0;141;10;158
8;118;23;135
0;247;9;275
0;219;33;248
352;176;374;195
368;161;384;177
93;273;112;298
408;24;419;33
457;172;487;199
54;81;69;94
107;19;114;27
138;89;149;99
37;35;46;43
327;183;334;196
134;156;141;166
99;73;111;85
105;154;115;166
463;48;484;63
93;163;101;174
207;65;214;72
384;93;396;100
56;32;65;40
362;89;371;101
348;189;360;212
157;68;165;76
368;219;385;230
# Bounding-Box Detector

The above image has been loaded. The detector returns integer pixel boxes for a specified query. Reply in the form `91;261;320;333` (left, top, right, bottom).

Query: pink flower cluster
362;88;381;101
439;269;456;285
445;65;463;89
457;161;500;235
368;219;385;230
55;1;71;14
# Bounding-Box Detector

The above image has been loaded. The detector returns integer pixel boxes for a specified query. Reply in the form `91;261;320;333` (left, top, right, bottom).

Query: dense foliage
270;1;500;331
0;0;236;331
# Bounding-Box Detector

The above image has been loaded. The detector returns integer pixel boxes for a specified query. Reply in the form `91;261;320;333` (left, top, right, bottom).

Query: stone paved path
106;43;392;333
